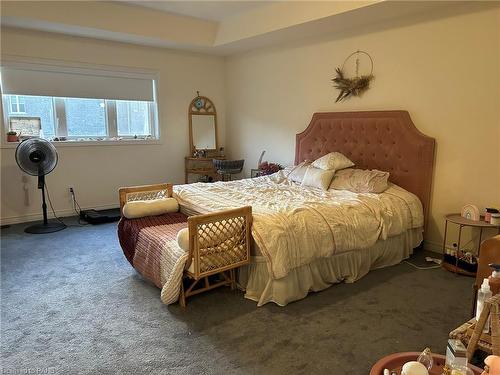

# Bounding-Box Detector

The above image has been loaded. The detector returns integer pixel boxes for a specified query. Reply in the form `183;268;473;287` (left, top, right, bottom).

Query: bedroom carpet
1;218;474;375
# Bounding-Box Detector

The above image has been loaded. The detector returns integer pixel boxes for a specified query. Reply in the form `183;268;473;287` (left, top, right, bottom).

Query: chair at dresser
213;159;245;181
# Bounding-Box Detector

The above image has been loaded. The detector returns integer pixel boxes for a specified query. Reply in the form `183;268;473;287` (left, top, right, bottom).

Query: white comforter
173;173;423;280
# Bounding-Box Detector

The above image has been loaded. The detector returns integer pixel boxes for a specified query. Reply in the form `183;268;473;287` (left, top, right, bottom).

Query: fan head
15;138;58;176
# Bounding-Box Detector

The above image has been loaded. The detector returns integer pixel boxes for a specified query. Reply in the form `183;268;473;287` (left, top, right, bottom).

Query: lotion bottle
476;278;492;333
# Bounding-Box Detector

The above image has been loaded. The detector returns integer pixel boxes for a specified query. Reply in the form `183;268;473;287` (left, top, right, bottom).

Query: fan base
25;221;67;234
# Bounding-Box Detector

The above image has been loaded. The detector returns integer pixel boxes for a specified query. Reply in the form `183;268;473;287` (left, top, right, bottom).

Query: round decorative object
332;50;374;102
401;361;429;375
461;204;480;221
194;98;204;110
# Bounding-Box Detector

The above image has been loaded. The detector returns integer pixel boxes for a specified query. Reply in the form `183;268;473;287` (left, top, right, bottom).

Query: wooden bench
119;183;252;307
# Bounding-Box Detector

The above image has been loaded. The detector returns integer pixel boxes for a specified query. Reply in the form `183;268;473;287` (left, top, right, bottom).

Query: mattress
175;173;422;269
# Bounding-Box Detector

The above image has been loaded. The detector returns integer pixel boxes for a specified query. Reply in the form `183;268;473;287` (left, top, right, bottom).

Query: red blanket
117;213;188;266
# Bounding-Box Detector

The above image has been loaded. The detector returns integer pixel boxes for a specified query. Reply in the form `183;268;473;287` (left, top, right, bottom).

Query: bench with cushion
118;183;252;306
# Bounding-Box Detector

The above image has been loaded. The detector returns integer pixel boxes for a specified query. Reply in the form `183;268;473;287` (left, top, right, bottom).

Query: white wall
2;4;499;253
0;27;226;224
225;5;500;251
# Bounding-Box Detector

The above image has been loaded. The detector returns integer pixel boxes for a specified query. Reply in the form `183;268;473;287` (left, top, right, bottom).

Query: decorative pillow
122;198;179;219
301;166;335;190
286;160;311;183
177;228;189;252
329;168;390;193
177;226;237;253
311;152;354;171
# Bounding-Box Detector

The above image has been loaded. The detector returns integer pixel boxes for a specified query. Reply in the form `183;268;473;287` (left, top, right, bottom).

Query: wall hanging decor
332;50;374;102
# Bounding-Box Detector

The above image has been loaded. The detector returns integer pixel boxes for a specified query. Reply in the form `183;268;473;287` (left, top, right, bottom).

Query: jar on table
485;208;499;223
491;213;500;225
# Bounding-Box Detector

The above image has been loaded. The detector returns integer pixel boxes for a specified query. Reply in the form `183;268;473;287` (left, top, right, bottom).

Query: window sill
0;138;162;149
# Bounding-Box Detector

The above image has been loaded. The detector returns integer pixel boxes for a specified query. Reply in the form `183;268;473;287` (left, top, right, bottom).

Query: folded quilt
117;213;189;304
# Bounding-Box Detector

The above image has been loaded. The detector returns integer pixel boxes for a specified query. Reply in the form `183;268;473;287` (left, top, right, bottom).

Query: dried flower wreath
332;50;374;102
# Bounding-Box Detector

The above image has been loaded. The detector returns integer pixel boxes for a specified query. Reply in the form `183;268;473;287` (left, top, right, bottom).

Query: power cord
44;180;67;226
45;182;88;227
69;187;89;226
404;257;442;270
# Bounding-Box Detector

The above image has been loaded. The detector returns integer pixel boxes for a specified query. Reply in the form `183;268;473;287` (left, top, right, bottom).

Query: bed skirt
238;228;423;306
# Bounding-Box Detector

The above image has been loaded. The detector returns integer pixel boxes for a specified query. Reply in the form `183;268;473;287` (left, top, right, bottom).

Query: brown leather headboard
295;111;435;231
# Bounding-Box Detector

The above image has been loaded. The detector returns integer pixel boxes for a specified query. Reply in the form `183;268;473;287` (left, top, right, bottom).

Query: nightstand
441;213;500;276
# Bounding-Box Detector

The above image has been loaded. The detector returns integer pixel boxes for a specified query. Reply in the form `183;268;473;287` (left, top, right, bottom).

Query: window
9;95;26;113
64;98;107;137
116;100;152;137
2;94;156;140
1;65;158;142
2;95;56;138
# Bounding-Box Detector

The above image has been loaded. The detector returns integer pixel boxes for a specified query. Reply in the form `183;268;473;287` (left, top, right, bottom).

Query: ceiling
2;1;495;56
122;1;273;21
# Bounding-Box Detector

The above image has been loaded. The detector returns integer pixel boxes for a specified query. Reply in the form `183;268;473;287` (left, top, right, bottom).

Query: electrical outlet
68;186;74;195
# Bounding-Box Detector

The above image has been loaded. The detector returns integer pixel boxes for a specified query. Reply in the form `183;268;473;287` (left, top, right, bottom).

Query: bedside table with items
442;213;500;276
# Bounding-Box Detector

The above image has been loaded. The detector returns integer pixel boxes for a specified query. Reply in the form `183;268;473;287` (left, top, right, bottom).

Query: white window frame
1;57;160;146
112;100;156;139
56;97;109;139
9;95;26;114
3;95;159;141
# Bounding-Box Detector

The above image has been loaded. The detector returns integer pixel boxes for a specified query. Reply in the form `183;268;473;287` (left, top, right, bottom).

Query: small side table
442;213;500;275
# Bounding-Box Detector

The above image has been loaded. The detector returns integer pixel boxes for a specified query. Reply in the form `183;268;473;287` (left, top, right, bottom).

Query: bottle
488;263;500;296
476;278;492;333
417;347;433;370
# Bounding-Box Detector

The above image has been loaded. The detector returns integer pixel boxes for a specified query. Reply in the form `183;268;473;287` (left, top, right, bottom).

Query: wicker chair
119;183;252;307
213;159;244;181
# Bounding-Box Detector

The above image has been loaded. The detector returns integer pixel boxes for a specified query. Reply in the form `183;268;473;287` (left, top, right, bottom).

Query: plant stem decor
332;50;374;102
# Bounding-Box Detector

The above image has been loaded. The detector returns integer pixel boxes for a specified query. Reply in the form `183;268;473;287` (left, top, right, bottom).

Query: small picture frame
250;169;262;178
9;117;41;138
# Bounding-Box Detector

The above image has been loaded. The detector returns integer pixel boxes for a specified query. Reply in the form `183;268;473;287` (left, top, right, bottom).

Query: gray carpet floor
1;218;473;374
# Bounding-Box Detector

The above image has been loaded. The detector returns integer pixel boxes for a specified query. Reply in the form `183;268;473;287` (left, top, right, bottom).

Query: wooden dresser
184;156;226;183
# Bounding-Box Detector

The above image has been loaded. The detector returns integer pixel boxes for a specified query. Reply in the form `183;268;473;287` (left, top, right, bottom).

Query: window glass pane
2;94;56;138
9;98;17;113
116;100;151;136
17;96;26;113
64;98;106;137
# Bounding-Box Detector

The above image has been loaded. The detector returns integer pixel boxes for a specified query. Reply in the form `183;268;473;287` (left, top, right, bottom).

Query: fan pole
39;174;48;225
24;174;66;234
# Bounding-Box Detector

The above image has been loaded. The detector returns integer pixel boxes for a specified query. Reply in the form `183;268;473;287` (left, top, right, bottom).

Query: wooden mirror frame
188;93;218;155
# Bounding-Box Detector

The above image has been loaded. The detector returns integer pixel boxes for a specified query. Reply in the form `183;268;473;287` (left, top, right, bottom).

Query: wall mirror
189;92;218;155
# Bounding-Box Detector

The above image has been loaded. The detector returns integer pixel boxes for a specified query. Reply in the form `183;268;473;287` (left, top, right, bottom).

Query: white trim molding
0;203;119;226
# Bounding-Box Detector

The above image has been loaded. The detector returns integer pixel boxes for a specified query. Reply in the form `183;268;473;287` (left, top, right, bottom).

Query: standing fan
15;138;66;234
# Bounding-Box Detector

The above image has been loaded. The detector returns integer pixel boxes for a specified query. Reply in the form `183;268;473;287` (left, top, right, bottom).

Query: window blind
1;66;155;101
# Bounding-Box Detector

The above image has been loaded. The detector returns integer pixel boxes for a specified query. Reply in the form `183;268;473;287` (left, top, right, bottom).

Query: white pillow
330;168;390;193
301;166;335;190
177;228;190;252
311;152;354;171
122;198;179;219
286;160;311;183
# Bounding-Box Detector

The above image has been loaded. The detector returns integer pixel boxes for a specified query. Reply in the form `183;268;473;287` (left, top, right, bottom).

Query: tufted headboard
295;111;435;231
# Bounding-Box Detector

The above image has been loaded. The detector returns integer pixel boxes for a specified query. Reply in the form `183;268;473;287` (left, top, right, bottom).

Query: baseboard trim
0;203;120;226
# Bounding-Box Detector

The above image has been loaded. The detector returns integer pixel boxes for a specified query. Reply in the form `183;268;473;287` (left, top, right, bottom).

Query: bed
118;110;435;306
174;110;435;306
